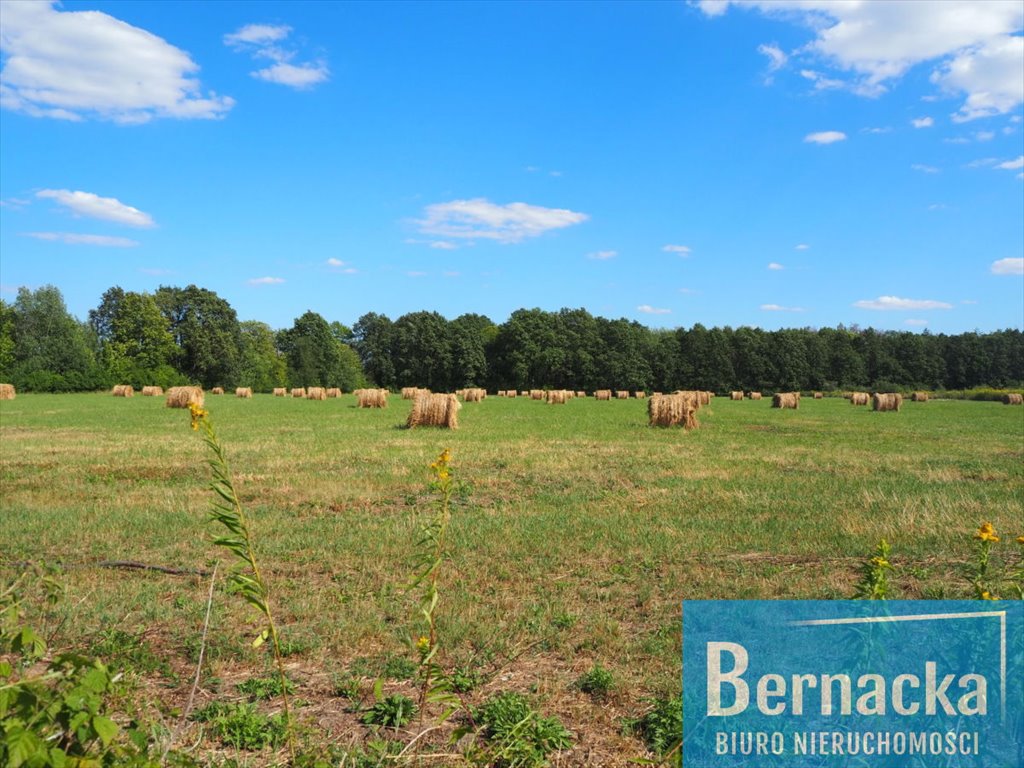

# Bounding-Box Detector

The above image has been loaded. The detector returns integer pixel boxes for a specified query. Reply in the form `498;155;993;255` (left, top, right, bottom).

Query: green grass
2;392;1022;764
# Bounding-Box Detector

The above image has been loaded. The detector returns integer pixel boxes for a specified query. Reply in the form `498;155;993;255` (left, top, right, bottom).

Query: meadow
1;392;1022;766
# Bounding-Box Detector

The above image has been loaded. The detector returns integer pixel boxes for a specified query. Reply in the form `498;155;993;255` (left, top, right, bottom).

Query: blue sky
1;0;1022;333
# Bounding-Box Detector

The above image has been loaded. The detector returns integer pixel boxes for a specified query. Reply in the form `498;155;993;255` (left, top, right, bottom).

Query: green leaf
252;628;270;648
92;715;118;746
4;725;42;768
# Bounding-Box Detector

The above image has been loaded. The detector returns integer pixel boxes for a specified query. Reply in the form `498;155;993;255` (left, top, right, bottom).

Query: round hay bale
850;392;870;406
1001;393;1022;405
273;387;287;397
0;383;17;401
291;388;306;398
307;386;327;400
166;386;204;409
463;388;485;402
748;392;762;400
729;391;743;401
595;389;612;401
407;392;460;429
111;384;134;397
211;387;225;395
326;387;342;398
771;392;800;409
813;392;824;399
911;392;929;402
141;386;163;396
872;393;903;412
235;387;252;398
357;388;388;408
647;393;699;430
546;389;568;404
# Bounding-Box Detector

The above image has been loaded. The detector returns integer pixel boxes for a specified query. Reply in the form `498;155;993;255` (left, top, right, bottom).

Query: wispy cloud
430;241;458;250
36;189;155;227
416;198;588;244
975;130;996;141
224;22;329;89
23;232;140;247
853;296;953;310
587;250;617;260
0;0;233;122
862;126;892;134
760;304;805;312
991;257;1024;275
804;130;847;145
326;257;346;267
911;116;934;128
678;287;698;295
637;304;671;315
758;43;787;82
662;244;692;255
795;243;810;250
247;276;285;285
996;155;1024;170
0;197;31;209
767;262;784;270
911;164;940;174
800;69;845;90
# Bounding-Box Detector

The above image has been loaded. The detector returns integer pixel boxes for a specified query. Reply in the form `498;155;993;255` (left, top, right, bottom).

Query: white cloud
800;69;845;90
804;130;847;144
223;24;292;47
975;130;996;141
853;296;953;310
326;257;346;267
991;257;1024;275
795;243;810;250
23;231;139;247
697;0;730;17
430;241;458;250
965;157;998;167
862;126;892;134
587;250;617;260
760;304;805;312
637;305;671;315
996;155;1024;169
224;22;329;90
253;62;329;89
549;170;563;177
662;244;692;255
0;0;233;122
767;262;784;270
911;163;940;173
416;198;588;244
944;136;971;144
700;1;1024;121
758;43;788;75
911;116;934;128
247;276;285;285
905;319;929;326
36;189;154;227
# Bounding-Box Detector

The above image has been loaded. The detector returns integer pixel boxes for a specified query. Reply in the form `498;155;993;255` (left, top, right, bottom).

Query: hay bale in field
771;392;800;409
615;390;629;400
729;391;743;401
529;389;544;400
307;386;327;400
326;387;342;398
141;386;163;396
111;384;134;397
235;387;253;398
748;392;762;400
635;391;646;399
211;387;225;395
911;392;929;402
166;386;204;409
576;390;586;398
1002;393;1023;405
463;388;486;402
0;383;16;400
497;390;506;397
850;392;870;406
357;388;388;408
648;393;700;430
546;389;568;404
407;392;460;429
872;393;903;412
506;390;516;399
291;388;306;398
595;389;612;401
813;392;824;399
401;387;418;400
700;391;712;405
273;387;287;397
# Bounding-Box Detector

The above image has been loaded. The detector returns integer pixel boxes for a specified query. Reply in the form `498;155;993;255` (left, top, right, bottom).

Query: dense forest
1;284;1022;394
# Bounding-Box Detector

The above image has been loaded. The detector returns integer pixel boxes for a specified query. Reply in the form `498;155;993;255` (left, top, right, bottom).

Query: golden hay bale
1002;393;1023;405
166;386;204;409
699;391;712;406
463;388;486;402
291;388;306;398
576;391;586;398
635;391;646;399
529;389;544;400
506;390;516;399
546;389;568;404
326;387;342;398
615;390;629;399
648;393;699;430
0;383;16;400
872;393;903;412
729;391;742;400
850;392;870;406
748;392;762;400
595;389;612;401
141;386;163;396
211;387;225;395
407;392;460;429
306;386;327;400
911;392;929;402
357;388;388;408
813;392;824;399
111;384;134;397
497;390;506;397
771;392;800;409
235;387;253;398
273;387;287;397
401;387;418;400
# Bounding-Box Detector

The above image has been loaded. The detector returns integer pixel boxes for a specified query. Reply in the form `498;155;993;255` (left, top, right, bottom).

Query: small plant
332;673;362;700
471;691;572;768
853;538;892;599
624;694;681;763
191;701;287;750
361;691;417;729
968;522;1024;600
576;663;614;700
89;628;175;679
237;674;296;701
382;654;418;681
448;666;483;694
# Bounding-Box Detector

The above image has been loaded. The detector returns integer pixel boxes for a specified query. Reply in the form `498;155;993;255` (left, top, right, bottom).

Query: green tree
450;313;496;388
238;321;287;392
0;299;15;379
278;311;363;389
103;292;179;387
155;285;242;387
391;311;452;390
351;312;396;388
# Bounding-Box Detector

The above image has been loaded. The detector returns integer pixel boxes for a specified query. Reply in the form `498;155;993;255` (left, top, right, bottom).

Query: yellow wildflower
973;522;999;543
980;591;1000;601
1017;536;1024;545
188;402;209;431
416;636;431;655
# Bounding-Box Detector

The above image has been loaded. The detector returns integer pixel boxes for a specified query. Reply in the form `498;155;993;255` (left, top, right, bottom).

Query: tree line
1;285;1021;394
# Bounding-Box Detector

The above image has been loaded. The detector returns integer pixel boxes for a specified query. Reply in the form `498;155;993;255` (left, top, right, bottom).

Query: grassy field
2;392;1022;765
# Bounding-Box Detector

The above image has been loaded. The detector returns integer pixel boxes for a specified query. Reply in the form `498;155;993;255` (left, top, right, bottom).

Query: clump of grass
361;692;417;729
470;691;572;768
89;628;174;679
191;702;288;750
576;663;614;700
624;695;681;762
382;654;418;681
449;666;484;694
237;674;296;701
